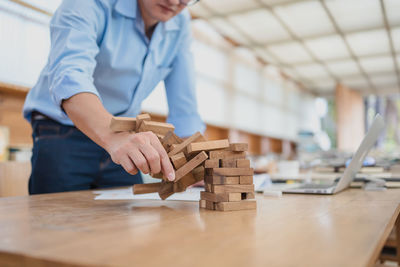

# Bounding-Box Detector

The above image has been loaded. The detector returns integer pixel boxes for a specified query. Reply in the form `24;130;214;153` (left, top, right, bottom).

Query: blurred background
0;0;399;197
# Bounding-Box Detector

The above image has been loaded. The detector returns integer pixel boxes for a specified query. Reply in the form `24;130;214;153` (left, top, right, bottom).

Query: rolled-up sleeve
47;0;105;111
164;14;205;137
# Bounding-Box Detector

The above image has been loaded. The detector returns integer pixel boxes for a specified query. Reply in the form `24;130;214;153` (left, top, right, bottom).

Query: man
23;0;205;194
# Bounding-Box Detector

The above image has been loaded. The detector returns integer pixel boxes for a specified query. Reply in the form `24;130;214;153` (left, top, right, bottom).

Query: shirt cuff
50;72;101;109
167;113;206;138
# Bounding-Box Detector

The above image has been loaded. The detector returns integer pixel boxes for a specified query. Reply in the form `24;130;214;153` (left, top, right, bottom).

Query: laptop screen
334;114;385;193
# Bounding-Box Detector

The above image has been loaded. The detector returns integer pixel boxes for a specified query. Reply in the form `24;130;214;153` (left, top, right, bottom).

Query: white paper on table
93;187;203;201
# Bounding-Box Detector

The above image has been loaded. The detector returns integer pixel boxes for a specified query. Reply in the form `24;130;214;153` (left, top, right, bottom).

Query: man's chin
152;12;176;22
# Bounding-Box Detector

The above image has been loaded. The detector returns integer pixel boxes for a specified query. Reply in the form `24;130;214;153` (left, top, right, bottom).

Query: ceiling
189;0;400;96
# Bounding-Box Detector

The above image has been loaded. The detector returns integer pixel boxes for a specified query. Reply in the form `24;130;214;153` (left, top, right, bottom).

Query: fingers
128;149;150;174
148;134;175;181
110;131;175;180
119;156;139;175
139;143;161;175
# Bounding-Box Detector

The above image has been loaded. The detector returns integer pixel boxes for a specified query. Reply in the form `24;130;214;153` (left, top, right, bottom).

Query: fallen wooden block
156;134;165;140
209;150;246;160
133;183;161;194
174;151;208;182
138;120;175;136
135;113;151;131
204;159;220;168
206;168;254;176
162;131;182;151
220;159;237;168
230;143;248;152
168;132;204;157
200;191;241;202
236;159;250;168
110;117;136;132
151;172;164;179
158;181;174;200
205;175;239;185
214;200;256;211
207;184;254;194
192;166;205;181
187;139;229;154
174;173;196;192
170;152;187;169
239;175;253;185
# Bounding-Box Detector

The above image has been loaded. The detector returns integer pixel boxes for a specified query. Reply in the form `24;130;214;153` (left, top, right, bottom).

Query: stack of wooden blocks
110;114;256;211
200;143;256;211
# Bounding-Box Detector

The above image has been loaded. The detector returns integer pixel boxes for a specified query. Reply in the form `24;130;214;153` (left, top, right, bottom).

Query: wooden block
156;134;165;140
209;150;246;160
203;200;215;210
230;143;248;152
110;117;136;132
236;159;250;168
135;113;151;131
174;151;208;182
206;168;254;176
168;132;204;157
174;173;196;192
138;120;175;136
205;175;239;185
239;175;253;185
200;191;241;202
204;183;212;192
204;159;220;168
170;152;187;169
199;199;207;209
151;172;164;179
209;184;254;194
192;166;205;181
214;200;256;211
162;131;182;151
221;159;237;168
133;183;161;194
158;181;174;200
187;139;230;154
242;192;255;200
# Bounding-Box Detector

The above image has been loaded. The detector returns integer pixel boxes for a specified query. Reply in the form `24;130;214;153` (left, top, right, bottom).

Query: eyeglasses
180;0;200;6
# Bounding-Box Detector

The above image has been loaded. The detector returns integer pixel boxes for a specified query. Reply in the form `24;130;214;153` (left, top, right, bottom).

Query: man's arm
164;12;205;137
48;1;174;180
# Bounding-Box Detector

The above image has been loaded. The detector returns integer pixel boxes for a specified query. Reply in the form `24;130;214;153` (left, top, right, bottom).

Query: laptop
283;114;385;195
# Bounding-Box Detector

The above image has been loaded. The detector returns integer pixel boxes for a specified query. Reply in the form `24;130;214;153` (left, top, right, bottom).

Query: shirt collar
114;0;180;31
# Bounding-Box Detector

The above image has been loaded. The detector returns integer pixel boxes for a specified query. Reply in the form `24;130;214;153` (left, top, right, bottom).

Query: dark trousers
29;118;142;194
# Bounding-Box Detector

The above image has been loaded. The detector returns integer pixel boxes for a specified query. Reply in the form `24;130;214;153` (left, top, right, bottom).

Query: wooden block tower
199;143;256;211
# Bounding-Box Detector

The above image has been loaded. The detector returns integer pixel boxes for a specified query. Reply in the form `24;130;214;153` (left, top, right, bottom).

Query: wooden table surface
0;189;399;267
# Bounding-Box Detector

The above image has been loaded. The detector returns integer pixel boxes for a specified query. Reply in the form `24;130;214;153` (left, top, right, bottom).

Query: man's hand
105;131;175;181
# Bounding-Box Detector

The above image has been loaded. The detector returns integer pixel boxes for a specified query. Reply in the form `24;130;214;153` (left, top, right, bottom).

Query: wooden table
0;189;399;267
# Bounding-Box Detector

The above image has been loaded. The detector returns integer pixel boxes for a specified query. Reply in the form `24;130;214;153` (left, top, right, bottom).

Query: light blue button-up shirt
23;0;205;137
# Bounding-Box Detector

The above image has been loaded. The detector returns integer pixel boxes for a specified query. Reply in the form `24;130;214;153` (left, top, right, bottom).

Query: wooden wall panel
335;84;365;152
0;90;32;146
0;161;30;197
205;125;229;140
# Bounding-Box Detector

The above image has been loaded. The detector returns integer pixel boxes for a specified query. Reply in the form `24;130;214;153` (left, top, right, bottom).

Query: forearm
62;92;113;149
62;92;175;180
